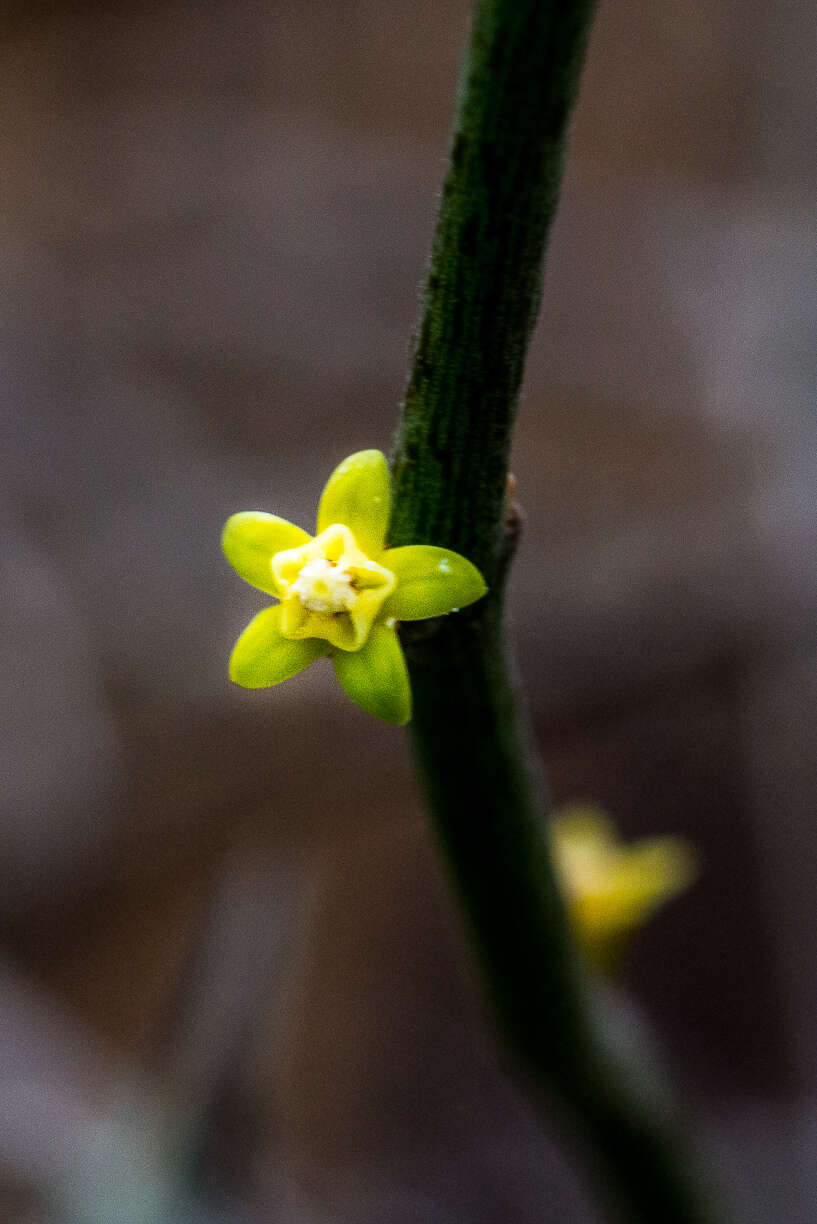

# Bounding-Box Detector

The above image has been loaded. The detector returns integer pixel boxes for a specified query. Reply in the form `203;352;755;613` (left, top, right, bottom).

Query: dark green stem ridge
390;0;596;578
402;610;721;1224
390;1;725;1221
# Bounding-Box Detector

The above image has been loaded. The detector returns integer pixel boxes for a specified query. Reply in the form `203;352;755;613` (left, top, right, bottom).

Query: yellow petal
333;624;411;724
316;450;391;557
222;512;310;596
381;545;487;620
229;605;327;687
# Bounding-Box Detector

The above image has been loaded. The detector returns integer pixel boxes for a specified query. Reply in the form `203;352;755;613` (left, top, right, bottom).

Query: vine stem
389;1;725;1220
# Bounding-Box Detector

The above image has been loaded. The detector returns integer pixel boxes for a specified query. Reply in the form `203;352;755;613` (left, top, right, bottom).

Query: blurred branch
390;1;724;1220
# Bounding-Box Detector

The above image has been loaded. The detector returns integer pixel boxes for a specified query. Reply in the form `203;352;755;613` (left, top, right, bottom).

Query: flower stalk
389;0;725;1221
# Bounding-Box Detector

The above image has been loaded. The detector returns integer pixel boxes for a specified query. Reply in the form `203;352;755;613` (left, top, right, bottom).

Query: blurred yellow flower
550;805;698;972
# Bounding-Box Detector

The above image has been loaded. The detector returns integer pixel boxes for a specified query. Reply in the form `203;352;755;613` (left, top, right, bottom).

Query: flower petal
601;839;699;930
316;450;390;556
332;624;411;724
221;511;311;597
222;512;311;595
229;605;326;688
380;545;487;620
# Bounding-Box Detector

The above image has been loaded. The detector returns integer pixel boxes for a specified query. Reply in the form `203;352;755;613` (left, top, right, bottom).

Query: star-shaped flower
222;449;487;723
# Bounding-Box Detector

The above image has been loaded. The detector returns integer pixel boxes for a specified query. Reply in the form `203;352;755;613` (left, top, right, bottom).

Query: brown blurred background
2;1;816;1221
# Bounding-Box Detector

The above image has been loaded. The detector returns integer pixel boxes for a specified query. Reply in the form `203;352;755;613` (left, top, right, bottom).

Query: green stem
390;0;595;576
390;1;724;1221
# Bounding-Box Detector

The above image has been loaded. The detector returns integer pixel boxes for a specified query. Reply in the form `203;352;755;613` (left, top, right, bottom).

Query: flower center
291;557;358;614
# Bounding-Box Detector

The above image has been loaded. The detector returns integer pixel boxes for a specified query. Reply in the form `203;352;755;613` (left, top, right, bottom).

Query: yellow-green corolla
550;805;698;973
222;449;487;724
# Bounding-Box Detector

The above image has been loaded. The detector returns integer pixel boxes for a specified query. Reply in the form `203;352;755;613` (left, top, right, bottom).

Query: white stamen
292;557;357;613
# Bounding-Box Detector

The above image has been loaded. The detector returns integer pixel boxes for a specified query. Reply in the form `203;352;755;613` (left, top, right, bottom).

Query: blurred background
2;0;816;1220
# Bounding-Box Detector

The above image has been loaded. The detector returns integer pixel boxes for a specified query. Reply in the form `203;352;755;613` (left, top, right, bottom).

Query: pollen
291;557;358;614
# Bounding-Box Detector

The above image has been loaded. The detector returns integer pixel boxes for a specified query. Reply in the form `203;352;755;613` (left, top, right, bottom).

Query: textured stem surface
390;1;724;1221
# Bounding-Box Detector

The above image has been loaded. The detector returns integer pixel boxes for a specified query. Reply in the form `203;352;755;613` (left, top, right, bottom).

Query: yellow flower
222;449;487;724
550;805;698;971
